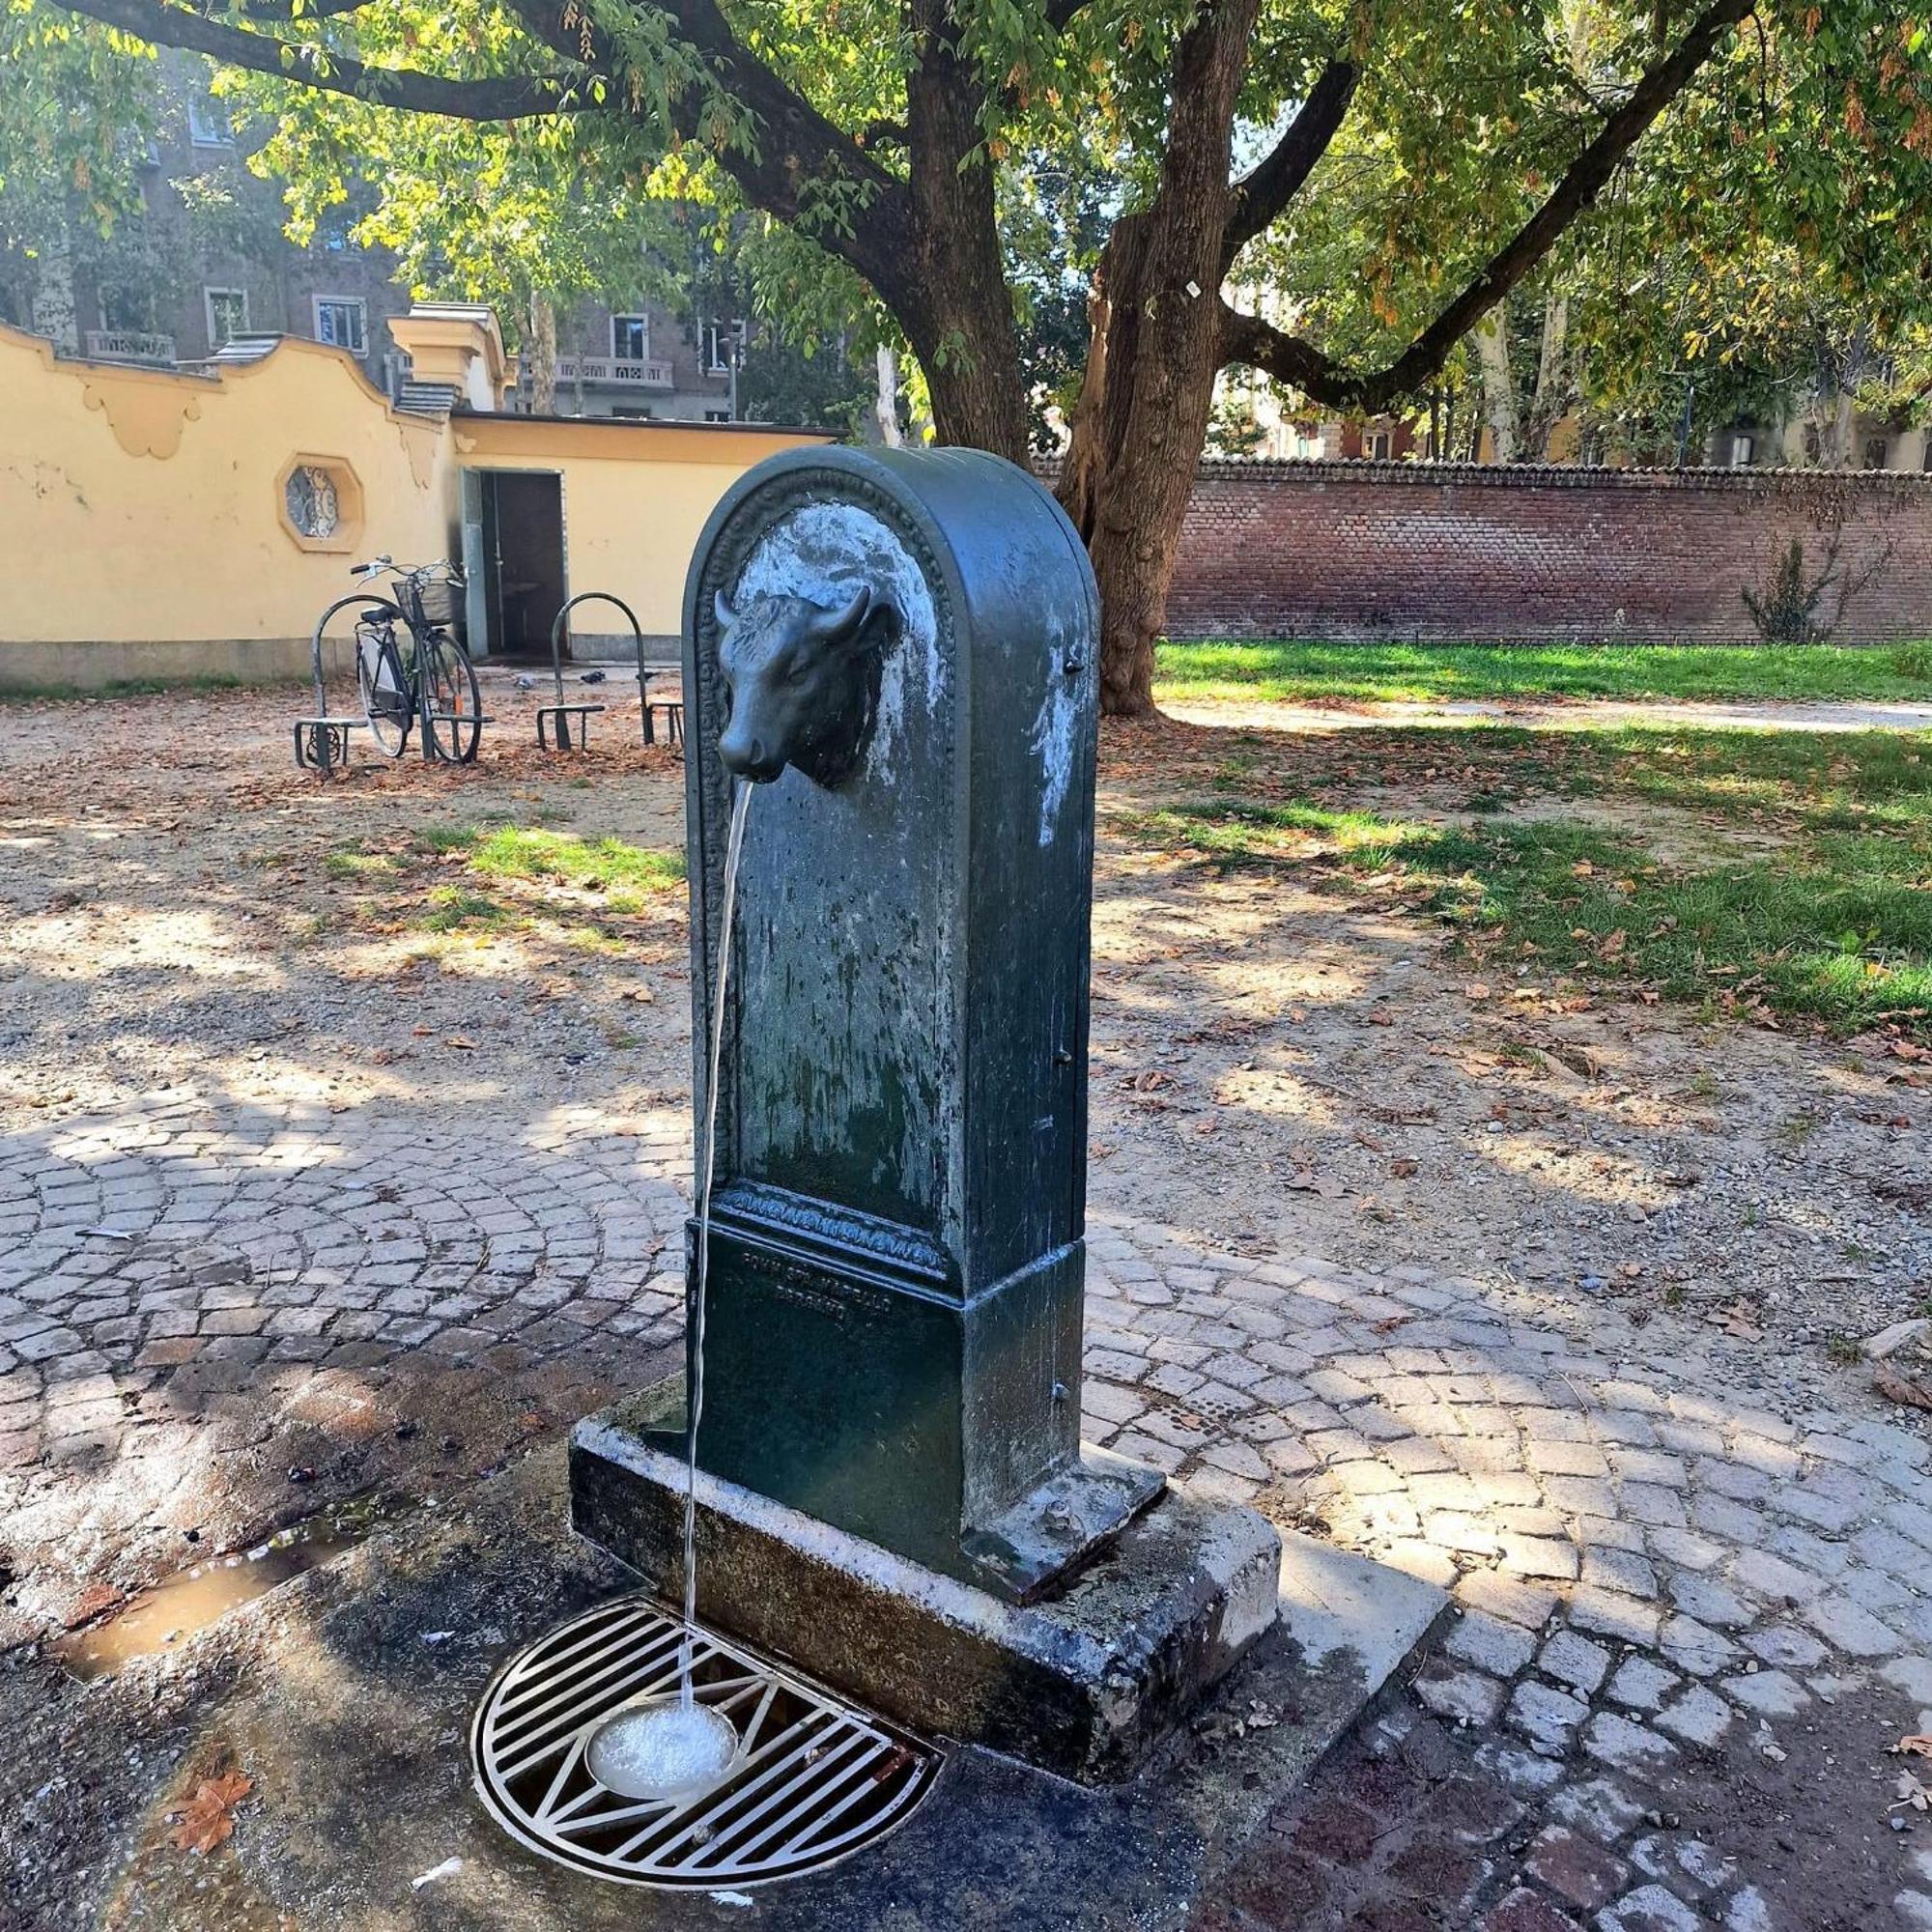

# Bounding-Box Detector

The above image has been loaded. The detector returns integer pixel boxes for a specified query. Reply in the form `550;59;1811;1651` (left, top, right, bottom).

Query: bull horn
808;584;872;642
714;587;737;629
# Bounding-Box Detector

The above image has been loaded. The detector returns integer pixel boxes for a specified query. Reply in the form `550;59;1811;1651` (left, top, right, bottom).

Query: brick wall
1164;461;1932;643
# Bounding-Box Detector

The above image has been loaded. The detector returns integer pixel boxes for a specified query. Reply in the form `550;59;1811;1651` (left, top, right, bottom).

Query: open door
456;469;567;660
459;468;497;660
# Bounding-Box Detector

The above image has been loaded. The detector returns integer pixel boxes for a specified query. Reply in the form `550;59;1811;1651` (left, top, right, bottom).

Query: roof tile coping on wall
1035;453;1932;495
1189;457;1932;495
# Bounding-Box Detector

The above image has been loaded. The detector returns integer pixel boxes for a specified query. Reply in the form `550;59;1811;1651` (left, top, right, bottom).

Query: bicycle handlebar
349;555;458;582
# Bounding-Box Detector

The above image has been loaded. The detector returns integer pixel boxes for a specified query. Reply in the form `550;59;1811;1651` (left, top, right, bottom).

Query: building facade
0;303;830;690
524;303;741;423
0;59;756;426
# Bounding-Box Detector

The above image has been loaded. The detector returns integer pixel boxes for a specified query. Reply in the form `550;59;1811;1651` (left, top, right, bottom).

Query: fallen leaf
1894;1736;1932;1760
1875;1363;1932;1412
171;1771;252;1856
444;1036;476;1051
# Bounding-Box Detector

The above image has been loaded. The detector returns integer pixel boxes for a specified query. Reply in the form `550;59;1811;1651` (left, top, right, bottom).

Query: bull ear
714;587;737;631
809;584;872;648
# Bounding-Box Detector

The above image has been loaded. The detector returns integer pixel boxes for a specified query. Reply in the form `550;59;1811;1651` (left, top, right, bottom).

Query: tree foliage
10;0;1932;707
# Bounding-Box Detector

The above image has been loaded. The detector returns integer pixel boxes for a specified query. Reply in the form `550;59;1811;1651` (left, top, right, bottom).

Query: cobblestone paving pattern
2;1089;1928;1924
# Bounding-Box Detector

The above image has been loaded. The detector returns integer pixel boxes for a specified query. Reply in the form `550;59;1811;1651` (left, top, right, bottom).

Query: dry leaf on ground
1875;1364;1932;1412
1893;1736;1932;1760
170;1771;253;1855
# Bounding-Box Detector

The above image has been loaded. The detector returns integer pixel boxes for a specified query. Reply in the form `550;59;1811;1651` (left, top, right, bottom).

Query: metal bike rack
540;591;680;750
293;592;392;776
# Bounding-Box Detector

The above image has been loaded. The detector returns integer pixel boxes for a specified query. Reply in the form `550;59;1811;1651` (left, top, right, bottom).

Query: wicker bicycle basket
409;576;463;629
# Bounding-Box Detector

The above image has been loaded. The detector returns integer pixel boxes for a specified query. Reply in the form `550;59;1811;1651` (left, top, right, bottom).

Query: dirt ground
2;676;1925;1423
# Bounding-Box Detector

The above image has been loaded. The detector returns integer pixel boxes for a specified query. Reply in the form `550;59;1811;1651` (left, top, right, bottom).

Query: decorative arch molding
78;371;203;459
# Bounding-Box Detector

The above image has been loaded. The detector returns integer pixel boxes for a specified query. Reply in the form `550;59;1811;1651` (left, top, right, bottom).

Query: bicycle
347;556;484;764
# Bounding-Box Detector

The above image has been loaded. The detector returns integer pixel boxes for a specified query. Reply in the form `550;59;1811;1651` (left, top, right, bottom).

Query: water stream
682;777;753;1701
580;779;753;1804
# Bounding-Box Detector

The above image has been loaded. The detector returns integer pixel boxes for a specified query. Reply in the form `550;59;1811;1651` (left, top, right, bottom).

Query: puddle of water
53;1492;413;1682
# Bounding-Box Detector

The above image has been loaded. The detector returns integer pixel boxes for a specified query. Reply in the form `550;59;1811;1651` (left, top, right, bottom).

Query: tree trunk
1057;0;1261;718
1525;293;1570;458
900;10;1028;462
1474;307;1520;462
31;226;78;354
874;344;902;446
526;295;558;414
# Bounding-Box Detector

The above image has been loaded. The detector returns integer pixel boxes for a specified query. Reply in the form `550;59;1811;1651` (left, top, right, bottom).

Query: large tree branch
1221;57;1359;270
1220;0;1752;411
230;0;374;21
503;0;913;296
56;0;584;119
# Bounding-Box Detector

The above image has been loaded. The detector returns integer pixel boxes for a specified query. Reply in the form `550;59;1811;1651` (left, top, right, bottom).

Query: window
276;454;362;553
704;409;731;423
204;287;248;347
610;403;654;419
611;314;650;361
1729;432;1756;468
1804;424;1824;466
284;465;340;540
100;288;155;332
1863;436;1890;471
704;319;740;373
313;296;367;355
187;98;232;146
1367;428;1392;461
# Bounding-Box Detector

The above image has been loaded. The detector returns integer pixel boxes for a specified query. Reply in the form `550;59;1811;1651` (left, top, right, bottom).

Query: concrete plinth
571;1379;1284;1783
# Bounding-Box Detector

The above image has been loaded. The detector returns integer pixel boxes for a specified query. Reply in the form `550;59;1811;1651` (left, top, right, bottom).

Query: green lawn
1123;724;1932;1038
1154;640;1932;706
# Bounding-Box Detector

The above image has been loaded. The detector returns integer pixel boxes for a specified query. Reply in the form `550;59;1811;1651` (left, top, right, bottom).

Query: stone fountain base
571;1378;1285;1784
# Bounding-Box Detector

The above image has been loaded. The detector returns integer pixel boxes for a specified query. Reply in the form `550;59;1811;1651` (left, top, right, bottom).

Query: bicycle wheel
355;620;412;757
420;632;484;764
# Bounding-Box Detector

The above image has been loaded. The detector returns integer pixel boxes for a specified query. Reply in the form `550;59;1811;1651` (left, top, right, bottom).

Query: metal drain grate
471;1593;942;1888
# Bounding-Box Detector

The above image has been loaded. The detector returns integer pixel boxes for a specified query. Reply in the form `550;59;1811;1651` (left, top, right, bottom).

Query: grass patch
1154;640;1932;706
462;825;685;895
414;823;684;901
0;672;247;704
415;886;511;933
324;842;400;881
1132;792;1932;1037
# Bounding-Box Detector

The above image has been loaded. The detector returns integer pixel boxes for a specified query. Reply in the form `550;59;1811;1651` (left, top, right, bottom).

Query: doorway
459;469;567;660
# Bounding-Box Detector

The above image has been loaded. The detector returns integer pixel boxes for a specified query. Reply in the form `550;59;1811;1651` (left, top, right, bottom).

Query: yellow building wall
0;324;450;688
450;417;833;643
0;322;834;691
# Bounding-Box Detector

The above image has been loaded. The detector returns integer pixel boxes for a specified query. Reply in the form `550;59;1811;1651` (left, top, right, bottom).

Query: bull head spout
712;583;892;787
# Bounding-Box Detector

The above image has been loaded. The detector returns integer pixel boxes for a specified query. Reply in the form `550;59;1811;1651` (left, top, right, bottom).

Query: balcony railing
84;329;176;365
553;355;674;389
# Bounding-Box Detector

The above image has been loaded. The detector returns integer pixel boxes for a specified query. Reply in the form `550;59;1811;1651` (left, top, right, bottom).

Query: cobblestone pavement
3;1085;1929;1925
0;1092;692;1633
1074;1213;1932;1931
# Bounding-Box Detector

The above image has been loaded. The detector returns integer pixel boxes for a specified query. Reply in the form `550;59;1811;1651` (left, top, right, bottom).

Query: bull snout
718;713;787;783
